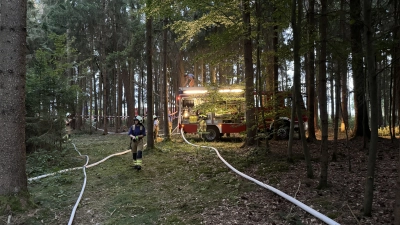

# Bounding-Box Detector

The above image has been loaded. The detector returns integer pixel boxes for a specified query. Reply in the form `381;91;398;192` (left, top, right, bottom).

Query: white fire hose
180;128;340;225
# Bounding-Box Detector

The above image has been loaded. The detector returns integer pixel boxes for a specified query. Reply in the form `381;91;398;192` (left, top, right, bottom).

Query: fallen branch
347;203;360;225
287;181;302;217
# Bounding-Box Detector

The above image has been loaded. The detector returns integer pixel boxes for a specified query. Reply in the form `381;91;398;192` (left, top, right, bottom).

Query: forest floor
1;128;398;225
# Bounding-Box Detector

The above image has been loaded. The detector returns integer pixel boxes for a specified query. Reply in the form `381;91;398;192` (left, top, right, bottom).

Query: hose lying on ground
180;128;340;225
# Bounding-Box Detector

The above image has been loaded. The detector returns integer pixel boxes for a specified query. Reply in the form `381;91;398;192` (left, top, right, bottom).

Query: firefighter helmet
135;115;143;123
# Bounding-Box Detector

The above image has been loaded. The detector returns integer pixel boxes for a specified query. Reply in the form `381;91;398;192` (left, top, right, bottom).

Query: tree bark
163;18;171;141
122;62;134;127
243;0;256;146
146;14;154;148
333;61;341;162
350;0;370;139
318;0;329;189
0;0;28;195
292;0;313;178
101;0;108;135
363;0;378;216
117;62;123;133
306;0;317;141
393;1;400;222
396;141;400;224
339;0;349;134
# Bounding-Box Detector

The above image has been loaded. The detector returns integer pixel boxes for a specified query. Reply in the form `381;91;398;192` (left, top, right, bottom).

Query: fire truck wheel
277;127;289;139
202;126;220;142
270;119;290;140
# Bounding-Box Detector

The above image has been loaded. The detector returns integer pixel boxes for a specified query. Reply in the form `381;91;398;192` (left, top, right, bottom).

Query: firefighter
168;110;178;134
153;115;159;142
184;73;195;87
128;116;146;170
198;114;207;133
65;112;72;140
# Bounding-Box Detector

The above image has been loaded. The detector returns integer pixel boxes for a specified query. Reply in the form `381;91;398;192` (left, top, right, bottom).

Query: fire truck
177;86;308;141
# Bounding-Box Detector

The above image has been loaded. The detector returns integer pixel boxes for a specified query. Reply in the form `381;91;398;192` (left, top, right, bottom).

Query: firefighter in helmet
128;115;146;170
198;114;207;133
153;115;159;142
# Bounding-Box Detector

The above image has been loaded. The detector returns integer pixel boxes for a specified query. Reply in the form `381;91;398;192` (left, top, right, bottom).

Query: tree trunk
287;88;296;161
0;0;28;195
101;0;108;135
363;0;378;216
382;62;388;127
330;61;335;124
306;0;317;141
273;25;280;141
146;15;154;148
163;18;171;141
243;0;256;146
92;31;99;130
339;0;349;134
201;58;206;86
392;2;400;140
318;0;329;189
396;141;400;224
76;66;83;130
117;62;123;133
350;0;370;139
394;0;400;221
94;66;99;130
292;0;313;178
89;60;94;134
333;61;341;162
122;62;134;127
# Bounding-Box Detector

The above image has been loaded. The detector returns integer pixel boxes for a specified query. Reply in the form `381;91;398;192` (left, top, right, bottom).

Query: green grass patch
4;132;311;224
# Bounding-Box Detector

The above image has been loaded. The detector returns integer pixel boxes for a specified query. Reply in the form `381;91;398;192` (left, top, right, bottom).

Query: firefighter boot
135;160;142;170
131;153;137;167
134;151;143;171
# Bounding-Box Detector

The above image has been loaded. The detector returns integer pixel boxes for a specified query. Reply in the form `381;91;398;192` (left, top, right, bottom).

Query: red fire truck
177;86;308;141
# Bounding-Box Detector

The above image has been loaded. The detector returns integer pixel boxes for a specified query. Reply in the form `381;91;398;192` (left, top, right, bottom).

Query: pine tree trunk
243;0;256;146
101;0;108;134
163;18;171;140
363;0;378;216
318;0;329;189
350;0;370;138
138;62;143;115
146;15;154;148
93;65;99;129
330;63;335;123
89;61;94;134
333;61;341;162
393;10;400;140
292;0;313;178
0;0;28;195
117;62;123;133
340;0;349;133
76;66;83;130
122;62;134;127
395;145;400;224
306;0;317;141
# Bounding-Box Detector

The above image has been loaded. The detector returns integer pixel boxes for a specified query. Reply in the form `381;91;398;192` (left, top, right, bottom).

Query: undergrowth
3;131;308;225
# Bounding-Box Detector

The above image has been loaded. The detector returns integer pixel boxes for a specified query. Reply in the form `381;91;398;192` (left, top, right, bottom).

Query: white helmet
66;112;71;117
135;115;143;123
153;115;158;119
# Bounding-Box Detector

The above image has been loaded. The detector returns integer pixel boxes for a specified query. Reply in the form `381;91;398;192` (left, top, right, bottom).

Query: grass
2;132;272;224
4;129;351;225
